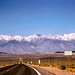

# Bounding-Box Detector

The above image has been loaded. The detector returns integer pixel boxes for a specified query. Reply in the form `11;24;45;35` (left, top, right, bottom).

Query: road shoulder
25;64;55;75
26;64;75;75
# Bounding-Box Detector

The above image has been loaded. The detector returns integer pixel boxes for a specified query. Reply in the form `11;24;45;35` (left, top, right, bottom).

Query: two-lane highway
0;64;55;75
0;64;39;75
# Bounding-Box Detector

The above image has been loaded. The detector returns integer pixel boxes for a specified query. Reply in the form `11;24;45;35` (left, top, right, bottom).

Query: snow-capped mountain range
0;33;75;41
0;33;75;53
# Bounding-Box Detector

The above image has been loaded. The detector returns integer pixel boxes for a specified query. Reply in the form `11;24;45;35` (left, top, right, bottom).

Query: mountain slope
0;33;75;53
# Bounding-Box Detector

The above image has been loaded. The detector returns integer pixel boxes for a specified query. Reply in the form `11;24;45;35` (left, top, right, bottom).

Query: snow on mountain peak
0;35;24;41
0;33;75;41
39;33;75;41
24;34;41;42
14;35;24;41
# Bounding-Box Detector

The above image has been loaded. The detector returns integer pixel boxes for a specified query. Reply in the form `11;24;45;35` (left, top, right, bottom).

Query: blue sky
0;0;75;36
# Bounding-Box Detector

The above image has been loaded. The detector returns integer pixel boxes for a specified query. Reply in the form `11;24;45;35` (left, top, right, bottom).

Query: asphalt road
0;64;38;75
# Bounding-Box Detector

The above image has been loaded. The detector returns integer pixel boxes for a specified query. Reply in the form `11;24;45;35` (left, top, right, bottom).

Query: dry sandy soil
30;64;75;75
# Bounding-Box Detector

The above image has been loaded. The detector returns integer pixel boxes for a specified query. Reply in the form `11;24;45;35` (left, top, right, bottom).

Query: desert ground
0;53;75;75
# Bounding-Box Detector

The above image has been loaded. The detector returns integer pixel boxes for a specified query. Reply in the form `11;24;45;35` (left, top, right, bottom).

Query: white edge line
26;65;41;75
30;66;41;75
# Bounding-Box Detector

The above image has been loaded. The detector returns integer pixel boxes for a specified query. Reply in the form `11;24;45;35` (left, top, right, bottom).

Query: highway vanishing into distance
0;53;62;75
0;64;39;75
0;63;55;75
0;53;75;75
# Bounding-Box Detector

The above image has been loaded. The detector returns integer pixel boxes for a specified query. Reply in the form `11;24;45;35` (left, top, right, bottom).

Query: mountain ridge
0;33;75;53
0;33;75;41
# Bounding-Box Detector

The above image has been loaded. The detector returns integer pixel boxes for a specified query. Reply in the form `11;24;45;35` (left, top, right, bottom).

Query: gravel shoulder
28;64;75;75
25;64;55;75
